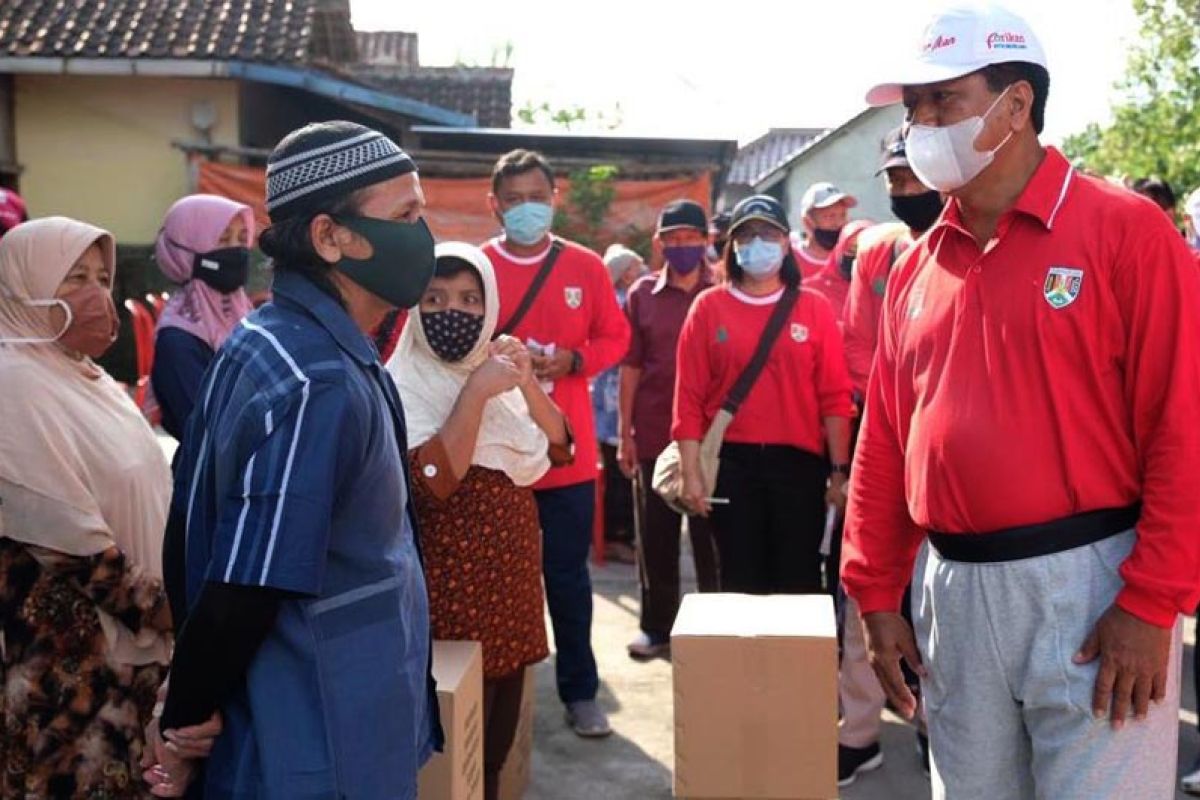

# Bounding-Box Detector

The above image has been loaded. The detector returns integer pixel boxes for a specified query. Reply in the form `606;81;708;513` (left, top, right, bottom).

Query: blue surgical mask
734;237;785;277
502;202;554;246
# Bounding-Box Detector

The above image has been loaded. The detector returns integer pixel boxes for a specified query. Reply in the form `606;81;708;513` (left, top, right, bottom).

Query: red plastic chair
593;463;607;566
124;297;156;411
146;291;168;320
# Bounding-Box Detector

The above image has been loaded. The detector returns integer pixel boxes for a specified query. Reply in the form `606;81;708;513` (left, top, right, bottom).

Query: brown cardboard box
419;641;484;800
496;666;537;800
671;593;837;800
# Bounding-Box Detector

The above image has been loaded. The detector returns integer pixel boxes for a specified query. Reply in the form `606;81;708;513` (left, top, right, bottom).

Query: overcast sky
351;0;1139;146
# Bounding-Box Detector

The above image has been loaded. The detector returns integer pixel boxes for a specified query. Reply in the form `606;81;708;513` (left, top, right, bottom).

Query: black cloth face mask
811;226;842;250
333;216;437;310
421;308;484;362
890;190;945;233
192;247;251;294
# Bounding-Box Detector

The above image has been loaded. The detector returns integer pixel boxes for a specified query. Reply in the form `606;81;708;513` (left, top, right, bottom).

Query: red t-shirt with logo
672;285;854;455
841;148;1200;627
483;236;631;490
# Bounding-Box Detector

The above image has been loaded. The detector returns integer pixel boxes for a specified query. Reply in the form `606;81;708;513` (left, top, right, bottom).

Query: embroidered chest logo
1043;267;1083;309
715;325;729;344
790;323;809;343
564;286;583;309
871;277;887;297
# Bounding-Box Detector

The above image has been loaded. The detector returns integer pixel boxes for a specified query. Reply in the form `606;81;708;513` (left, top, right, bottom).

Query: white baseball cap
865;2;1047;107
800;182;858;217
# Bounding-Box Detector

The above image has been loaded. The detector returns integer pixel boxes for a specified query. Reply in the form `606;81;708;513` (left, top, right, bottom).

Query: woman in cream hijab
387;242;571;800
0;217;174;797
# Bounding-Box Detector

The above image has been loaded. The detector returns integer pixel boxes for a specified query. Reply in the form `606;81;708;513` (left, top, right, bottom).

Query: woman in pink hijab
151;195;255;441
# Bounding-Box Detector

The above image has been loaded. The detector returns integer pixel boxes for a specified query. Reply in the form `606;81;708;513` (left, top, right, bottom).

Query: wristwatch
569;350;584;375
830;463;851;477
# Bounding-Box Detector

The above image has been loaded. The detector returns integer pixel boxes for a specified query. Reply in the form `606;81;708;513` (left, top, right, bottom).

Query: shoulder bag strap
720;286;801;414
495;240;565;338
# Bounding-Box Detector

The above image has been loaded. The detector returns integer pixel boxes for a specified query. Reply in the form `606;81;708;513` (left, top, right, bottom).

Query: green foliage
453;39;515;68
553;164;620;253
491;40;515;68
1062;0;1200;194
514;101;624;131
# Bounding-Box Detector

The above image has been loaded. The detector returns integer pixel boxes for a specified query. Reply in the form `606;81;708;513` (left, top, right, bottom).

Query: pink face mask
57;282;120;358
1;282;119;358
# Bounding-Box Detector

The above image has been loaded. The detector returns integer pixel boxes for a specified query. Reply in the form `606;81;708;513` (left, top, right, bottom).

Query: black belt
928;504;1140;563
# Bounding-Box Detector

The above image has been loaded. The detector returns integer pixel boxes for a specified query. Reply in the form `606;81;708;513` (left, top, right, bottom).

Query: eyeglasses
731;221;786;243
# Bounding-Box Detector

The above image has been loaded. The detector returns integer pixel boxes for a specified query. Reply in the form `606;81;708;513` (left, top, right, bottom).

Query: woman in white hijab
0;217;174;797
387;241;571;800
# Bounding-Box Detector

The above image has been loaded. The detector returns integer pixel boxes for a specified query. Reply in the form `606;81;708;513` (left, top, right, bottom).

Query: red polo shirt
672;285;854;455
841;148;1200;628
483;236;631;490
623;268;714;461
843;223;912;393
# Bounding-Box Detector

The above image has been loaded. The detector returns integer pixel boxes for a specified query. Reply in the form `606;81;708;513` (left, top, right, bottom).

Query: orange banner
198;161;711;248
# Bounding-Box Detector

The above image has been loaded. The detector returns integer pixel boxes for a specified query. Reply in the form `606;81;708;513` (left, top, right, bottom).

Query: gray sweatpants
912;530;1182;800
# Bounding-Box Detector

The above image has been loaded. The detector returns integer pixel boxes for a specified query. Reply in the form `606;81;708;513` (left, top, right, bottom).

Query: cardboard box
496;666;537;800
671;593;838;800
419;641;484;800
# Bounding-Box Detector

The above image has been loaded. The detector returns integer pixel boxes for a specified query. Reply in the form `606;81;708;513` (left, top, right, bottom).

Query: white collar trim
729;285;785;306
796;246;827;266
490;236;554;265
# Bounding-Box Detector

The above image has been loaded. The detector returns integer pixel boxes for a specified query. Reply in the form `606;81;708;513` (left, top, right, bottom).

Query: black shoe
917;731;930;778
838;742;883;787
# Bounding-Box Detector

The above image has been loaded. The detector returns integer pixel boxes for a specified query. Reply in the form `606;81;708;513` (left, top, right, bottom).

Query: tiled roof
354;66;513;129
0;0;332;63
727;127;827;188
355;30;417;68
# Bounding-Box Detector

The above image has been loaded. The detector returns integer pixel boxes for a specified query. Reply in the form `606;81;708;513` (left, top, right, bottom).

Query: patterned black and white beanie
265;121;417;222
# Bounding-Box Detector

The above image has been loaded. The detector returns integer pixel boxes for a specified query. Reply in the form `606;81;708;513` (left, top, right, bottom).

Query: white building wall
779;106;906;230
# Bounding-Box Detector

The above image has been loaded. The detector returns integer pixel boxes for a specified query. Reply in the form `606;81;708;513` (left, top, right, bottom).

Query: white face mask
904;87;1014;193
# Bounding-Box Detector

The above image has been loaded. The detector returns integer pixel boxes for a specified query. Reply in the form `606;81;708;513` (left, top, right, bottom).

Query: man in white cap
795;181;857;279
841;3;1200;798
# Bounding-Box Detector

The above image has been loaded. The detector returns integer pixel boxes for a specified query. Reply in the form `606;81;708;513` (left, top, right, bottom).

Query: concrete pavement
523;559;1200;800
